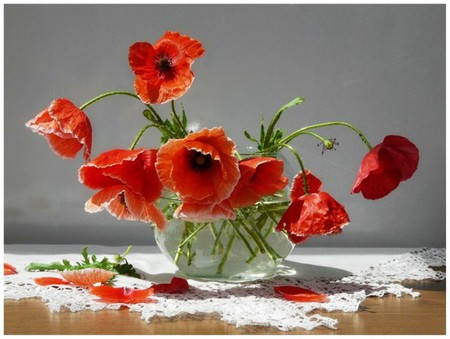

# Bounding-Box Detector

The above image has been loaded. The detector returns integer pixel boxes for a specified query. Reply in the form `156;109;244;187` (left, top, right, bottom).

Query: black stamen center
156;56;172;72
189;150;213;172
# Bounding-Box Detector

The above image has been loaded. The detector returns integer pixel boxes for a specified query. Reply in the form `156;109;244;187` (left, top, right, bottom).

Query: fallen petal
274;285;328;303
89;285;154;304
151;277;189;294
33;277;71;286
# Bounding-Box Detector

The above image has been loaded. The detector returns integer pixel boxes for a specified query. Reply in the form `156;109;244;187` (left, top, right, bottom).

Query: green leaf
244;130;259;144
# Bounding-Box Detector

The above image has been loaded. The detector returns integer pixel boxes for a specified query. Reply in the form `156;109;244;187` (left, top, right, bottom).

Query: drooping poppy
274;285;328;303
351;135;419;200
276;192;350;243
289;170;322;200
156;127;240;221
228;157;289;208
79;148;166;229
129;31;205;104
89;285;155;304
25;98;92;161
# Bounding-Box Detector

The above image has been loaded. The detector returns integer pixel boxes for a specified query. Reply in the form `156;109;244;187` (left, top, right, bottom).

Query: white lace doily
4;247;445;331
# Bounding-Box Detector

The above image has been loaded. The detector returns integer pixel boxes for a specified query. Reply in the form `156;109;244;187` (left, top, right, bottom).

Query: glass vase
154;193;294;282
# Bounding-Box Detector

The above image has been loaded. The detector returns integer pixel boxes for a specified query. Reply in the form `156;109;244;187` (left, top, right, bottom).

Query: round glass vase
154;193;294;282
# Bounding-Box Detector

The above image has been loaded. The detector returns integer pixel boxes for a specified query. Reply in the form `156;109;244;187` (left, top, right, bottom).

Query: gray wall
5;4;445;247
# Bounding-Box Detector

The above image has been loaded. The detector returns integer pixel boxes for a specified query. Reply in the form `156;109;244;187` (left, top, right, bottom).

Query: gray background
4;4;445;248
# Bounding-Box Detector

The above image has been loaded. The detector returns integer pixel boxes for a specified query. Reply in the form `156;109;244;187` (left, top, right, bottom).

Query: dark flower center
154;55;175;80
189;150;213;172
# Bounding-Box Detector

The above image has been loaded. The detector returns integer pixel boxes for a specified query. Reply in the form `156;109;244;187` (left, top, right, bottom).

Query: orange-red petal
33;277;71;286
4;263;17;275
157;31;205;61
61;268;115;287
274;285;328;303
174;200;235;222
228;157;288;208
89;285;154;304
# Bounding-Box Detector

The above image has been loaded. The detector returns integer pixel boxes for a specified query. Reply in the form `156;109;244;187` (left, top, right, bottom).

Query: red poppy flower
129;31;205;104
290;170;322;200
276;192;350;243
4;263;17;276
79;148;166;229
156;127;240;221
89;285;155;304
274;285;328;303
25;98;92;161
351;135;419;200
228;157;288;208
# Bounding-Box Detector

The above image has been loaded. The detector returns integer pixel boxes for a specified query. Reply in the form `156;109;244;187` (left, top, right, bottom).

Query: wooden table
4;278;445;335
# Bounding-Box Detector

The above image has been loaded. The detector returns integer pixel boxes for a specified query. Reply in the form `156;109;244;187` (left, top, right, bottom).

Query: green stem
227;220;257;259
129;124;154;150
263;97;305;148
171;100;188;137
279;121;373;150
211;220;227;255
79;91;141;111
177;222;209;249
217;232;236;275
279;143;309;195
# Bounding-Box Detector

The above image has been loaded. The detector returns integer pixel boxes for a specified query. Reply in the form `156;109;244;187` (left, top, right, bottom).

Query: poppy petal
290;170;323;200
174;200;235;222
4;263;17;275
274;285;328;303
33;277;71;286
61;268;115;287
89;285;154;304
151;277;189;294
125;189;167;229
228;157;288;208
134;76;162;104
158;31;205;60
128;42;156;76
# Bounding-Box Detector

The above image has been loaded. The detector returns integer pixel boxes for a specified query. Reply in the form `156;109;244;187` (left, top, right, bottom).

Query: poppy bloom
156;127;240;221
129;31;205;104
25;98;92;161
276;192;350;243
351;135;419;200
228;157;289;208
174;200;236;222
289;170;322;200
79;148;166;230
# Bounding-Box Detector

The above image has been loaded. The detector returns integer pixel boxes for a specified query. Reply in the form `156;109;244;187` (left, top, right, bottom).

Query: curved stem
79;91;140;110
129;124;154;150
279;143;309;195
279;121;373;150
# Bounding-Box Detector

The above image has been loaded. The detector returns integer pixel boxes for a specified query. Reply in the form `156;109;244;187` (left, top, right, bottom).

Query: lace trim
4;247;445;331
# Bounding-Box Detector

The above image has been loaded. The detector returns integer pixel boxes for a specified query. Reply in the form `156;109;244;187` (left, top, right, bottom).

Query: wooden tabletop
4;278;445;335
